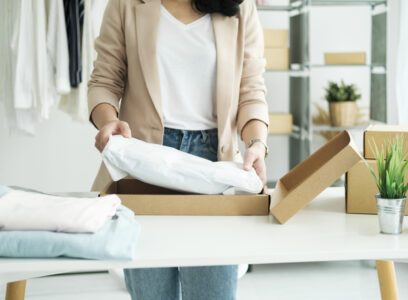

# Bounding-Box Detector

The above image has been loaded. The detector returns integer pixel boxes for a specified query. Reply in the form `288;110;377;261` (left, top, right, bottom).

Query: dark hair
192;0;244;17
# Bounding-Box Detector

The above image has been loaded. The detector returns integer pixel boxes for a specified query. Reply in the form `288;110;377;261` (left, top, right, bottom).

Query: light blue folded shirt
0;185;11;198
0;186;140;260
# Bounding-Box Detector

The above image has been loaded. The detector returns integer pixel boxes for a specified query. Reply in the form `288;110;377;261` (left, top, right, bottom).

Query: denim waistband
164;127;217;135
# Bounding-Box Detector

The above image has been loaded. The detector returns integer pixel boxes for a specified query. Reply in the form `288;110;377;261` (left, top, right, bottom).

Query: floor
2;261;408;300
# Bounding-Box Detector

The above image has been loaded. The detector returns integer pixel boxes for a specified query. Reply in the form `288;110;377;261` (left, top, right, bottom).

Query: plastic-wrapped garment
0;205;140;260
0;190;121;233
102;135;263;194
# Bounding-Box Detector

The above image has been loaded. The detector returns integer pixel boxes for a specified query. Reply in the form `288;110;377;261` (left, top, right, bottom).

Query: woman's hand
94;120;131;152
243;142;267;186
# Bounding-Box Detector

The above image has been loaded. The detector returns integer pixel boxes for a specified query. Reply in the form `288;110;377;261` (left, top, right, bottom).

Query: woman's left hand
243;143;267;186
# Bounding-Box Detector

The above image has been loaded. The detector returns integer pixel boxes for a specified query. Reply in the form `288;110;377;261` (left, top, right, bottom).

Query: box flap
270;130;362;224
365;125;408;132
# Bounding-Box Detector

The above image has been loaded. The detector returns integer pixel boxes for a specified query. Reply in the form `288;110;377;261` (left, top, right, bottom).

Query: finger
119;122;131;138
244;151;257;171
95;141;103;153
253;160;267;185
98;130;111;151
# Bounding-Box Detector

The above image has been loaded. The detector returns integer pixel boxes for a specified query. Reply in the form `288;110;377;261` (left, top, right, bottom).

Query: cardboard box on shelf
270;130;362;224
100;179;270;216
364;125;408;159
263;29;288;48
268;113;293;134
346;160;408;215
324;52;366;65
265;48;289;70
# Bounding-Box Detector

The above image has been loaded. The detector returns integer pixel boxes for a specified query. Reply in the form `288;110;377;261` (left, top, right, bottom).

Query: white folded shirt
0;190;121;233
102;135;263;195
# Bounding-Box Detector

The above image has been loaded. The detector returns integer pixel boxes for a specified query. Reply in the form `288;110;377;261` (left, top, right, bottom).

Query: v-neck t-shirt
156;5;217;130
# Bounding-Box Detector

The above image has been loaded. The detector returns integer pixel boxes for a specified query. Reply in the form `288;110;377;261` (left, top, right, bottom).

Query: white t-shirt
157;5;217;130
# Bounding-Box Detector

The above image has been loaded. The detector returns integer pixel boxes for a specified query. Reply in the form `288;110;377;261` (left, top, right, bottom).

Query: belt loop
201;130;208;143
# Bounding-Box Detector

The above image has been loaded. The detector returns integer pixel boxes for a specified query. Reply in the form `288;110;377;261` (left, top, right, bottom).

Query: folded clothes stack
0;186;140;260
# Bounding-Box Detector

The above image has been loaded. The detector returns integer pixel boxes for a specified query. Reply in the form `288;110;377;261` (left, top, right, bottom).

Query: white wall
0;0;401;192
0;105;101;192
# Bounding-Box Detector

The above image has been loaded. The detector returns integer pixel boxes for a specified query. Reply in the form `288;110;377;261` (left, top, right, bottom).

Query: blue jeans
124;127;238;300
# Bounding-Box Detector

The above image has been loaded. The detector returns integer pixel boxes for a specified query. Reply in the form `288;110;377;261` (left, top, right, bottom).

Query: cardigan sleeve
87;0;127;127
236;0;269;139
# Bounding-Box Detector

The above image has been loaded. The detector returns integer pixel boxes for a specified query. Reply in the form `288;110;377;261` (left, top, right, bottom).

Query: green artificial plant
324;80;361;102
366;136;408;199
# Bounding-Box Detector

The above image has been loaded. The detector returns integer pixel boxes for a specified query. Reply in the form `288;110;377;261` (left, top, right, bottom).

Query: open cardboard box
100;131;361;221
270;131;362;224
100;178;270;216
364;125;408;159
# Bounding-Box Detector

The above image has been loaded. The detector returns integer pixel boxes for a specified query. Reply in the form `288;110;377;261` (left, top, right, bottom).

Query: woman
88;0;269;299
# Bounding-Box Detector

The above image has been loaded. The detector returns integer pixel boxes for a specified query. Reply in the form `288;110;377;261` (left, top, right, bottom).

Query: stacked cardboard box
268;113;293;134
263;29;289;70
324;52;366;65
346;125;408;215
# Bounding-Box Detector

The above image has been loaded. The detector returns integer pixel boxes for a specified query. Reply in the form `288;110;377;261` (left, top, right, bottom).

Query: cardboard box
364;125;408;159
268;113;293;134
263;29;288;48
324;52;366;65
270;130;362;224
101;179;270;216
265;48;289;70
346;160;408;215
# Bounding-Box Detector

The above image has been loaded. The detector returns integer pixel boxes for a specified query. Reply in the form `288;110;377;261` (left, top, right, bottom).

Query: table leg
376;260;399;300
5;280;26;300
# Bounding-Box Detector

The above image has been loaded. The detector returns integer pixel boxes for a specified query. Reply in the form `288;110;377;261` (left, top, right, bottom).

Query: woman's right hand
94;120;131;152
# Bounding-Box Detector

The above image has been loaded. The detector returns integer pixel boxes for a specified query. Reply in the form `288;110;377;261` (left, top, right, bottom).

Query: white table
2;187;405;300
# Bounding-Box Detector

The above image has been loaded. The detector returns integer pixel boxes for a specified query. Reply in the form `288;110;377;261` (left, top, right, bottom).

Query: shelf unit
258;0;387;183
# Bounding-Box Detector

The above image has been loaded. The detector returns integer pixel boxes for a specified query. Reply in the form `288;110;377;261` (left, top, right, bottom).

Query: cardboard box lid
364;125;408;159
270;131;362;224
100;179;270;216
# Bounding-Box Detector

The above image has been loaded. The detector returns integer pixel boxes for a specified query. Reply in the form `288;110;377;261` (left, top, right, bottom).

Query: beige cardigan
88;0;269;191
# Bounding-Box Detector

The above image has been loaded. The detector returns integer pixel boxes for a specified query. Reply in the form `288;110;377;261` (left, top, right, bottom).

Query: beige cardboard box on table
364;125;408;159
346;160;408;215
270;131;362;224
100;131;361;221
268;113;293;134
324;52;366;65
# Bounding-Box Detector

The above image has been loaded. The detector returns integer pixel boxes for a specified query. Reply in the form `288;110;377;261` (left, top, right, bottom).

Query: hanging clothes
46;0;71;101
63;0;84;88
0;0;49;135
59;0;109;122
0;0;74;134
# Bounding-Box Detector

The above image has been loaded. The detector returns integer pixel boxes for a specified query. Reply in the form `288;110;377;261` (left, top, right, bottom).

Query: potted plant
324;80;361;127
366;136;408;234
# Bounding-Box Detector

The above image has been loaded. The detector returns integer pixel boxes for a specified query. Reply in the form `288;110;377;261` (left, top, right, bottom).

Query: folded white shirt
102;135;263;194
0;190;121;233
